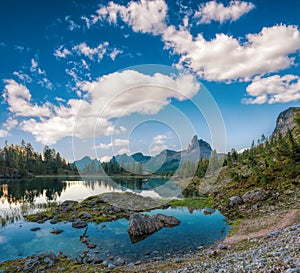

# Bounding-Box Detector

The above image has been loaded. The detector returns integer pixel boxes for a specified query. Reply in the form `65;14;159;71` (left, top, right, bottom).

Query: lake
0;177;230;263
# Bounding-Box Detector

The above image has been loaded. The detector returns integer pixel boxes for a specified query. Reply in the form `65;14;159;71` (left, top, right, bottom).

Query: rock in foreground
128;213;180;242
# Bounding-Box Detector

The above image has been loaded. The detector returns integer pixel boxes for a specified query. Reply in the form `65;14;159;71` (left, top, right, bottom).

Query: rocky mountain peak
272;107;299;137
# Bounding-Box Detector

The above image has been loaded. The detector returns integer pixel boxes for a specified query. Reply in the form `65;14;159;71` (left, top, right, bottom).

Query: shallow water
0;178;230;263
0;207;229;263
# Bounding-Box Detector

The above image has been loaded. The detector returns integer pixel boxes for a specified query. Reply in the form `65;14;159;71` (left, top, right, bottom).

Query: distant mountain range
74;135;213;174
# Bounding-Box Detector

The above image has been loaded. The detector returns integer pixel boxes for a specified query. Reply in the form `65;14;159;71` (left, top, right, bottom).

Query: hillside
0;141;78;178
183;107;300;219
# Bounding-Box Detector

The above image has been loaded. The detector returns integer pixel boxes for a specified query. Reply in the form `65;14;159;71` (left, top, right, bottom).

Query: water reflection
0;177;179;226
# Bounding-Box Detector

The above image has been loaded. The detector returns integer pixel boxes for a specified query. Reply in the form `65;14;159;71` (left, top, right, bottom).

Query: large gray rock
128;214;164;238
128;213;180;242
229;196;243;206
152;214;181;227
242;189;269;203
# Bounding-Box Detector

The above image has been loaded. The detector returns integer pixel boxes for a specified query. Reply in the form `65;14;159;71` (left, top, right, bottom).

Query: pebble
164;224;300;273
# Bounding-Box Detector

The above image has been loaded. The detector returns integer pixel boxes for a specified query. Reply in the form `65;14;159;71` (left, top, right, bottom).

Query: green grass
168;196;214;209
227;218;243;236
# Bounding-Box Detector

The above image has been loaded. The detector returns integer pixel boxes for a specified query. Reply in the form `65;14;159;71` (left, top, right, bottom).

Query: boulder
78;211;92;220
50;229;63;234
72;220;88;229
229;196;243;206
128;214;164;238
203;208;215;215
152;214;181;227
127;213;180;242
242;189;269;203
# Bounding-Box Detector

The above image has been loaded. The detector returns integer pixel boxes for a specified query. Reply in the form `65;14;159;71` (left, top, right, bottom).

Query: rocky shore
0;191;299;273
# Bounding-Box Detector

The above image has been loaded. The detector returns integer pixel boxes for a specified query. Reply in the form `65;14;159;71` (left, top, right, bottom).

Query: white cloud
30;58;45;75
3;117;18;131
194;0;255;24
73;42;108;61
54;46;72;58
3;80;52;117
29;58;53;89
117;148;130;155
110;48;123;61
95;138;129;149
0;117;18;138
100;155;112;162
96;0;168;34
153;134;169;144
243;74;300;104
13;71;32;83
150;144;167;155
72;42;121;62
0;130;8;138
162;24;300;81
4;70;199;145
150;133;172;154
79;70;200;119
97;2;300;83
65;16;80;31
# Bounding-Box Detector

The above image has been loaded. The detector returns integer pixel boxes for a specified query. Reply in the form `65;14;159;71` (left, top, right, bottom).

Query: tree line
0;140;78;178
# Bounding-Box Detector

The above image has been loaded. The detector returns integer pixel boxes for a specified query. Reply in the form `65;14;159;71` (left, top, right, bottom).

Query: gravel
162;223;300;273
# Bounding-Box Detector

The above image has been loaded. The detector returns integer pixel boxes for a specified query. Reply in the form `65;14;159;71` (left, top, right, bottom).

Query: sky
0;0;300;162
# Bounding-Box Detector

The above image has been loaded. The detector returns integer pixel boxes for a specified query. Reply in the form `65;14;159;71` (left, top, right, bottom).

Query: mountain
112;136;212;174
272;107;300;137
73;156;100;171
131;152;151;163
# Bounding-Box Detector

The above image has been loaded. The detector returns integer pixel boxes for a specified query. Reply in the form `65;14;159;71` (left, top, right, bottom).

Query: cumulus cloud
194;0;255;24
150;133;172;154
0;117;18;138
79;70;200;119
54;46;72;58
150;144;167;154
3;80;52;117
4;70;199;145
243;74;300;104
95;138;129;149
117;147;131;155
100;155;112;162
96;0;168;34
97;1;300;84
163;24;300;81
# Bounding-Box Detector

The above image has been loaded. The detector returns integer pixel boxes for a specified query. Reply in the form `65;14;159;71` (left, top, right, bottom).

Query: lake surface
0;207;229;263
0;177;179;222
0;177;230;263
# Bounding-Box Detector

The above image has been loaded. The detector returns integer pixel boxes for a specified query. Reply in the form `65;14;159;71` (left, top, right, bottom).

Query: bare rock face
242;189;269;203
128;213;180;242
272;107;299;138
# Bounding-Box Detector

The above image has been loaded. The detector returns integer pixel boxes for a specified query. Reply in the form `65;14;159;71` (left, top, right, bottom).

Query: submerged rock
50;229;63;234
72;220;88;229
203;208;215;215
30;227;41;232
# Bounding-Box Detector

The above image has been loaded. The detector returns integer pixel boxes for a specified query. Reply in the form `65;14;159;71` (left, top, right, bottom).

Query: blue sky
0;0;300;161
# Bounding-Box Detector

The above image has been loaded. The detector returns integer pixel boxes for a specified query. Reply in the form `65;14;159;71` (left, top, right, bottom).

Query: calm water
0;207;229;262
0;177;179;220
0;178;230;263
